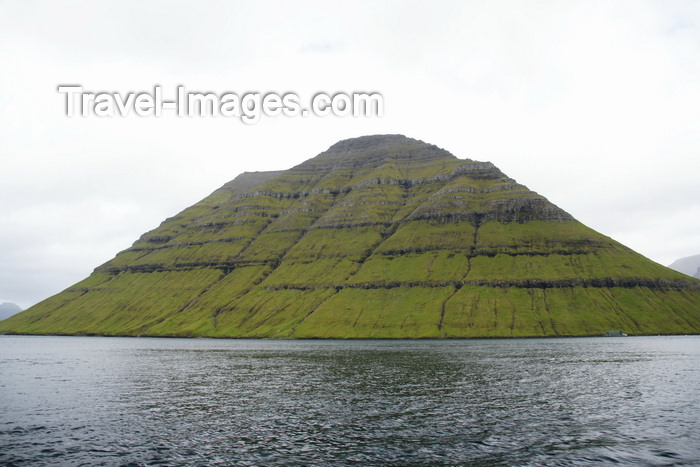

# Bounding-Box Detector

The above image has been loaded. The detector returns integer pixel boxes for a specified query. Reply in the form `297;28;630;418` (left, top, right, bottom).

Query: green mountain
2;135;699;337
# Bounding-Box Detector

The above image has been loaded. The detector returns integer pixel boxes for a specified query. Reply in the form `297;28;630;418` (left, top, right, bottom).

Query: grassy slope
2;135;699;337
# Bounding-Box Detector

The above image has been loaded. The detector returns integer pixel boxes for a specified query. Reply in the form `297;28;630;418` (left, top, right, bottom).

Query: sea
1;335;698;466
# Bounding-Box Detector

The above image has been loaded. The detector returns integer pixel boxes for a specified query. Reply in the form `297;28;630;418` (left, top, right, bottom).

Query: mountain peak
298;134;459;172
326;134;439;154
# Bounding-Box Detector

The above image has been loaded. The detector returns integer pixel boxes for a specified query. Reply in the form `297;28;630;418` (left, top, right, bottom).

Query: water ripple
0;336;699;465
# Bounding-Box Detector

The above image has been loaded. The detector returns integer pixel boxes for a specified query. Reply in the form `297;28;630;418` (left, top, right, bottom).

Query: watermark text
57;86;383;123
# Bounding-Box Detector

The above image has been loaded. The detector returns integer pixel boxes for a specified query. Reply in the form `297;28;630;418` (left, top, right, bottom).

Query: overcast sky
1;1;699;309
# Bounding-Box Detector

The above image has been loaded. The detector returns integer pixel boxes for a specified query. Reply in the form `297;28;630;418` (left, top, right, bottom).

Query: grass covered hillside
2;135;699;338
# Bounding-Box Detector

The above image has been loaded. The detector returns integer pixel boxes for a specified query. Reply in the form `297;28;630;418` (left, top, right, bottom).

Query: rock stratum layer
3;135;699;337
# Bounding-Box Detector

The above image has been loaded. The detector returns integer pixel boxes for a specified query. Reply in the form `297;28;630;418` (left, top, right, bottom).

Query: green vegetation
2;135;699;337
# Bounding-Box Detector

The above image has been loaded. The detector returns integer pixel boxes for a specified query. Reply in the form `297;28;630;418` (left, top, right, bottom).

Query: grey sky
1;1;699;308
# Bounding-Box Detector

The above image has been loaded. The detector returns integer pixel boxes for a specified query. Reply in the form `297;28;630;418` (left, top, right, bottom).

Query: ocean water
1;335;698;466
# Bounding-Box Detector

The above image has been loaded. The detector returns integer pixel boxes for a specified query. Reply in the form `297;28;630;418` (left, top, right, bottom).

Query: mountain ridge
668;254;700;278
2;135;699;338
0;302;22;321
